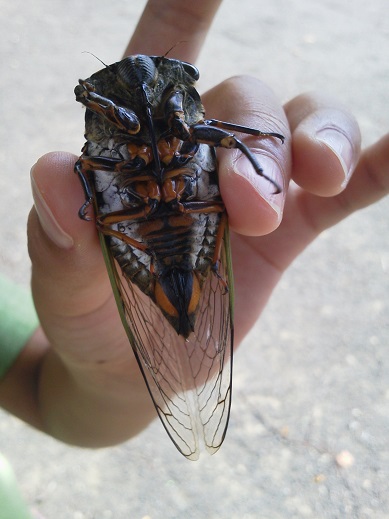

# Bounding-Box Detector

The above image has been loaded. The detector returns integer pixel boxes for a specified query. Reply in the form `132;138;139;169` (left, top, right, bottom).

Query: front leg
74;79;140;134
164;91;191;140
189;124;283;194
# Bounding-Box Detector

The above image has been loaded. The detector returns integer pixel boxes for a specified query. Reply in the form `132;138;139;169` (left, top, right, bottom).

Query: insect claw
79;200;93;221
269;132;285;144
269;179;282;195
254;168;282;194
234;139;283;194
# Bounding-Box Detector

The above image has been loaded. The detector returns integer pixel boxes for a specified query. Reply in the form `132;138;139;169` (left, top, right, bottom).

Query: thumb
28;152;122;358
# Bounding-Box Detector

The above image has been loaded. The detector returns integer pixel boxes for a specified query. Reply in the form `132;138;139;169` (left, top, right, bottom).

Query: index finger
202;76;291;236
123;0;222;63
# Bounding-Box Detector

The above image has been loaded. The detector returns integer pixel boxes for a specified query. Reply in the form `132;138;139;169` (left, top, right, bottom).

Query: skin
0;0;388;447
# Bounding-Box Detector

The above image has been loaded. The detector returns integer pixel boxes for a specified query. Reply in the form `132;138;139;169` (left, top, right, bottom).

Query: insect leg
177;200;225;214
161;173;225;214
204;119;285;143
98;204;156;225
74;158;95;220
189;124;283;194
79;155;149;174
75;154;152;220
163;91;191;140
96;223;149;253
75;80;140;134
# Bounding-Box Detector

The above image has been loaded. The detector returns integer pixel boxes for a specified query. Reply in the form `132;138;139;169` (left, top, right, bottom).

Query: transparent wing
99;229;233;460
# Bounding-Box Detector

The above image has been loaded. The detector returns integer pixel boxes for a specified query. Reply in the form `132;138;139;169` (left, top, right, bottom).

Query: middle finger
124;0;223;63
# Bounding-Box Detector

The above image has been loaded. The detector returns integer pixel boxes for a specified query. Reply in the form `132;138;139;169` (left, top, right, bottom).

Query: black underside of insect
74;54;284;460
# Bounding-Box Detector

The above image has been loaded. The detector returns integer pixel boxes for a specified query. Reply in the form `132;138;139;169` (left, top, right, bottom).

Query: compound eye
181;61;200;81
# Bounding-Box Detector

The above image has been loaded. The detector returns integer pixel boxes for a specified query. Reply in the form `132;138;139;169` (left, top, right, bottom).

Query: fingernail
30;165;74;249
316;128;354;182
233;153;284;217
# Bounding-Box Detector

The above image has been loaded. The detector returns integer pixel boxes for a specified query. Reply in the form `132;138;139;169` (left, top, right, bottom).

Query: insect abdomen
110;209;220;337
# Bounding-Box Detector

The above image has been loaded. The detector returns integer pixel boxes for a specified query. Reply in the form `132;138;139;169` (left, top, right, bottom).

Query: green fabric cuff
0;453;34;519
0;274;39;380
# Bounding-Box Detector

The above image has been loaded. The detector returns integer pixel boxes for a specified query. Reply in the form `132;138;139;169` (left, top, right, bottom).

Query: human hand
219;87;388;344
9;0;389;445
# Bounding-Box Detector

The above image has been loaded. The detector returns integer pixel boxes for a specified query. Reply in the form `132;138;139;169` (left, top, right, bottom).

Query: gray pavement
1;0;388;518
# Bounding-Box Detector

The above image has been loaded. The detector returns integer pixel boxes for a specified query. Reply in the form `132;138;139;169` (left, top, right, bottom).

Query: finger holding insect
202;75;292;237
28;152;126;357
28;152;157;445
124;0;223;63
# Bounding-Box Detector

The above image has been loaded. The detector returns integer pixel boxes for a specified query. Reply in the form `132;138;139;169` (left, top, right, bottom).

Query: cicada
74;55;284;460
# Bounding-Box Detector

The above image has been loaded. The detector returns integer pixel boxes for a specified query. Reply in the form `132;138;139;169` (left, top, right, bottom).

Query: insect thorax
93;144;222;297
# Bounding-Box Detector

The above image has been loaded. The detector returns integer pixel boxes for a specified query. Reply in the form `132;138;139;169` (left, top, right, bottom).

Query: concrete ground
1;0;388;517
